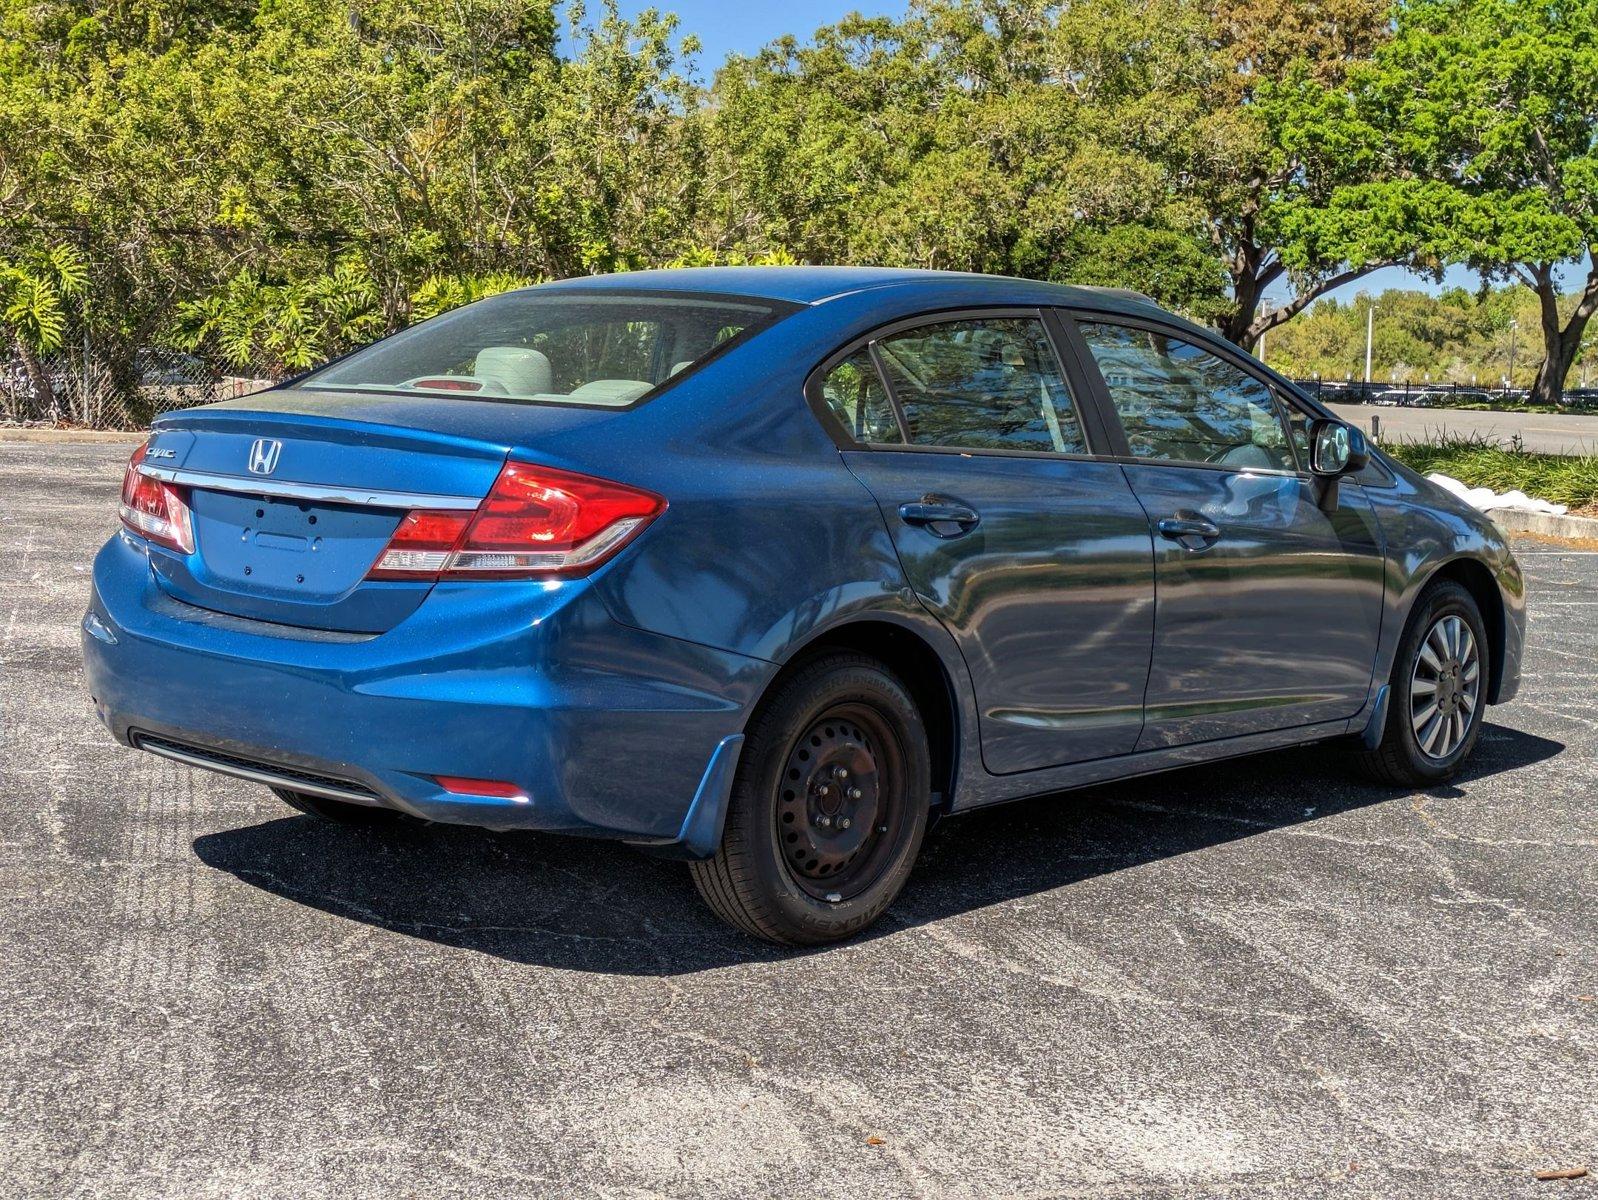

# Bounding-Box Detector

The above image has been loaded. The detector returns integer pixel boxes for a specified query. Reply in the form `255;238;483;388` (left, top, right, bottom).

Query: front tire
1356;579;1489;786
690;653;931;945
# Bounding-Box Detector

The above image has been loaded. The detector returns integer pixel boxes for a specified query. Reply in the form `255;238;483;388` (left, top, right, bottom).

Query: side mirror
1309;419;1370;477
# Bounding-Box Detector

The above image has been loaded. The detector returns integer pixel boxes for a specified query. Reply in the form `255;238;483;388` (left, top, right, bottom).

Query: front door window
1076;322;1293;472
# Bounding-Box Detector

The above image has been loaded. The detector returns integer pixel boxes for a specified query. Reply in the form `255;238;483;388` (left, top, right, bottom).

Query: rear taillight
367;462;664;581
119;443;194;554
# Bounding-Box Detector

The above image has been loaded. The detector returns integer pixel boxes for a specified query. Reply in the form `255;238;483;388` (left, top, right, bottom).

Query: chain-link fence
1;321;284;432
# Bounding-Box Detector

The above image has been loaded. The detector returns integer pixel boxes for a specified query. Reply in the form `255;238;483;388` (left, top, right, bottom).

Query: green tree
173;259;384;375
1165;0;1402;346
1265;281;1596;390
0;245;87;420
704;0;1400;339
703;3;1227;315
409;271;538;322
1354;0;1598;403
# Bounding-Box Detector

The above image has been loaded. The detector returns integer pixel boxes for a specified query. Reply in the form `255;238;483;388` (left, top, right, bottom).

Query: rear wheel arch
1417;557;1506;703
759;619;961;814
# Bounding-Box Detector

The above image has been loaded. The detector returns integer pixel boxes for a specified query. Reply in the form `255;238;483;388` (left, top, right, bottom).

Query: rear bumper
83;532;766;845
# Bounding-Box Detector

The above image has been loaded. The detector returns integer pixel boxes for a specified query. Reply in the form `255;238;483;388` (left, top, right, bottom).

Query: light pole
1507;318;1518;392
1364;303;1374;384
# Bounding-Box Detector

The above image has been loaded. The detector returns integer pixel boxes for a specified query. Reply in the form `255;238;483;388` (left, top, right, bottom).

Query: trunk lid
143;394;615;632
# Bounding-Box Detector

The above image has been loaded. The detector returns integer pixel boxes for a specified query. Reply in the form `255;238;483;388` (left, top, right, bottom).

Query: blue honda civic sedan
82;267;1526;944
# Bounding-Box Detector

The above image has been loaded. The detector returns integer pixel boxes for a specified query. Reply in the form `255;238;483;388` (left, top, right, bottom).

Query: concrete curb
1491;508;1598;542
0;427;144;444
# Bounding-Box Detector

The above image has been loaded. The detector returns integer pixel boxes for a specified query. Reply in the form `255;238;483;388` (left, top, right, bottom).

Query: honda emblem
248;438;282;476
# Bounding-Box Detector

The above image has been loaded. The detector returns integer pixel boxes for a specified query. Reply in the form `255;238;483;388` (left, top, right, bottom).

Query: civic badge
248;438;282;476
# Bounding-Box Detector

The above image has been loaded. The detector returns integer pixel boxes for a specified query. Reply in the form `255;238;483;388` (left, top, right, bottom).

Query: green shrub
1382;435;1598;510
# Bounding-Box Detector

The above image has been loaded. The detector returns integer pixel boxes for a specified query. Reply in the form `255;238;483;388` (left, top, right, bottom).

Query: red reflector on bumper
435;775;527;800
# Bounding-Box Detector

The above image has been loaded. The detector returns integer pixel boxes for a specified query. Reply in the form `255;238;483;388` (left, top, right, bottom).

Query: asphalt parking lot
2;438;1594;1199
1327;402;1598;456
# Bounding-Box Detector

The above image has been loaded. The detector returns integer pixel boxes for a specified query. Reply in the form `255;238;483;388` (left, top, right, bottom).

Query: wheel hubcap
1410;613;1481;761
777;707;902;900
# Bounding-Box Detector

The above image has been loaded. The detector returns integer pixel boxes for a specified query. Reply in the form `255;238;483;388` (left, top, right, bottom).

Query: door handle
1157;515;1222;546
899;500;981;538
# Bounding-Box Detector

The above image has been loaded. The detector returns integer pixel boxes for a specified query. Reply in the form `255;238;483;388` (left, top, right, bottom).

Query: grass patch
1428;401;1568;414
1381;434;1598;512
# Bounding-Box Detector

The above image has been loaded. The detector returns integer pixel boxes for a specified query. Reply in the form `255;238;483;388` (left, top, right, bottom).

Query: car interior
872;320;1087;453
301;296;765;406
820;316;1311;472
1077;322;1297;470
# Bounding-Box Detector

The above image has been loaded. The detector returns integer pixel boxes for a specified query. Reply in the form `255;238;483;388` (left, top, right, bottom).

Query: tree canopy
2;0;1596;422
1265;283;1597;389
1343;0;1598;403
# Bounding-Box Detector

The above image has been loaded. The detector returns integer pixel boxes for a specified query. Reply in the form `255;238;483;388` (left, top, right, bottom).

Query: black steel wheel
690;653;930;945
1355;579;1489;786
776;704;912;903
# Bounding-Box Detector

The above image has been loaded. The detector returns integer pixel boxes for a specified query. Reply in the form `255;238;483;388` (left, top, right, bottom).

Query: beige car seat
474;347;554;396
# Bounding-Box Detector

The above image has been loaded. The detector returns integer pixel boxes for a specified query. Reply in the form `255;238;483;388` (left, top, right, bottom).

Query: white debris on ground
1427;472;1569;516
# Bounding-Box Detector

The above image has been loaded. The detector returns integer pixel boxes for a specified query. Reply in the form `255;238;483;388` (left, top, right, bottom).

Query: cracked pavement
2;439;1594;1198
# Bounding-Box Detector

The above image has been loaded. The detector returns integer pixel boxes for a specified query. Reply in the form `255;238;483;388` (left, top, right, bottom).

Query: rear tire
270;786;404;826
1355;579;1489;786
690;653;931;945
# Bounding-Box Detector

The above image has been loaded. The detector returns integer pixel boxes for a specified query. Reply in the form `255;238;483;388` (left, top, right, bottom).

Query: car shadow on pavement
191;722;1563;975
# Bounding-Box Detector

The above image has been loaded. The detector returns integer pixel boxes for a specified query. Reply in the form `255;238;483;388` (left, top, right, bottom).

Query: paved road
1328;402;1598;455
2;440;1595;1199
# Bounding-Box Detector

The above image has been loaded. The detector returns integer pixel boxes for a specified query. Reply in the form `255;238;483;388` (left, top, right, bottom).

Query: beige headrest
474;347;553;396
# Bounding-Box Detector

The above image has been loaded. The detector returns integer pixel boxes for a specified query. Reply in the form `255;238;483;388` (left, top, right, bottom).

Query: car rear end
81;288;788;844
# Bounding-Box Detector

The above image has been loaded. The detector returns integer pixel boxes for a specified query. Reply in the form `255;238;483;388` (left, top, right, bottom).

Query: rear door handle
899;500;981;538
1157;515;1222;545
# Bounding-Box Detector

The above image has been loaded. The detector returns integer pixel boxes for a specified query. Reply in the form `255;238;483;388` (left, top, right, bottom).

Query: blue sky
614;1;897;67
605;2;1567;306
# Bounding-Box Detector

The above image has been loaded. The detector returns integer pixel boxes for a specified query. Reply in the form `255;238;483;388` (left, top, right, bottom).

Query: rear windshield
293;291;793;407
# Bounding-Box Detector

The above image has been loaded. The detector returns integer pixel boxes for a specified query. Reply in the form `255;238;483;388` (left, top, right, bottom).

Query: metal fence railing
1291;379;1598;411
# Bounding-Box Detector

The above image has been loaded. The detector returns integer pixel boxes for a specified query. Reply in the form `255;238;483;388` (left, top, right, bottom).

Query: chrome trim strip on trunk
135;737;387;807
137;465;483;510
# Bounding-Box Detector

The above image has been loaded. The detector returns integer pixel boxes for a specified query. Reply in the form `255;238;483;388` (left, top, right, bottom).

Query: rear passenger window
1077;321;1293;471
875;318;1086;454
818;349;903;444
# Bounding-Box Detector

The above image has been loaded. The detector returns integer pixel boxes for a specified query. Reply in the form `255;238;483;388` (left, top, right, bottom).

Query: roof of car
534;266;1164;313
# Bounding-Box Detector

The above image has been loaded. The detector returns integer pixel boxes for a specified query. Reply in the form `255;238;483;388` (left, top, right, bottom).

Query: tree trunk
10;335;57;423
1220;267;1265;347
1216;242;1387;352
1527;258;1598;407
1530;335;1575;407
